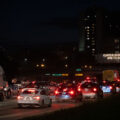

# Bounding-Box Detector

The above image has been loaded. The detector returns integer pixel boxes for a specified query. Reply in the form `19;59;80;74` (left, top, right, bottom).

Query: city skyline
1;0;120;49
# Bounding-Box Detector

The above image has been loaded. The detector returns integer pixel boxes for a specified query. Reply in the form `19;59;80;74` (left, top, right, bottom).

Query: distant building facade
79;6;120;63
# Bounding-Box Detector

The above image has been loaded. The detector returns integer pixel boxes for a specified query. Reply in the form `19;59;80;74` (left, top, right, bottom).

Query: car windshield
81;82;98;88
22;89;39;94
102;81;113;86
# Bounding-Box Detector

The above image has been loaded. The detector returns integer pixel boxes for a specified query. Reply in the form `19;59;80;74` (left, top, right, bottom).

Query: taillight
28;89;35;92
17;96;23;100
69;90;75;95
78;88;81;92
21;89;24;92
63;88;67;92
33;96;40;100
55;90;59;95
109;86;113;89
93;88;97;92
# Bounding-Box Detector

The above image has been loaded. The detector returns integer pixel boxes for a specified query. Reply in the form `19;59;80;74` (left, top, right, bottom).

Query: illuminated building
79;7;120;61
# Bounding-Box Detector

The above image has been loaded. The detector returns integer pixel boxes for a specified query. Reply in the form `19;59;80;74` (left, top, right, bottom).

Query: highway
0;98;80;120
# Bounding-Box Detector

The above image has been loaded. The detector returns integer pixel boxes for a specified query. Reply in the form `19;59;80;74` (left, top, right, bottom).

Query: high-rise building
79;7;120;58
79;7;105;56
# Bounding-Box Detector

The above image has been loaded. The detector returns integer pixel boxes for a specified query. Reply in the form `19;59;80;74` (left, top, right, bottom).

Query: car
79;81;103;99
111;81;120;93
54;83;82;102
100;80;116;94
17;88;52;108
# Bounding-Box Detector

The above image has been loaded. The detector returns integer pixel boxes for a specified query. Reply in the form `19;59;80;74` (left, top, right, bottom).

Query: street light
36;64;40;67
41;63;45;68
65;64;68;68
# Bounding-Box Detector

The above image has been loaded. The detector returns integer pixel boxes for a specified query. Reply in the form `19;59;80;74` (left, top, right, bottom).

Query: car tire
18;104;22;108
48;99;52;107
0;93;4;101
41;100;44;107
75;94;82;102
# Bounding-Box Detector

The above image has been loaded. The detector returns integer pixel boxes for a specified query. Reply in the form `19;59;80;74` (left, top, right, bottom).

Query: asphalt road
0;93;110;120
0;98;80;120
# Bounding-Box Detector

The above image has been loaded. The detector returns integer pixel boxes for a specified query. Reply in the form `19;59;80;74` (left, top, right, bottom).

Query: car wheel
48;99;52;107
18;104;22;108
96;93;102;100
75;94;83;103
0;93;4;101
41;100;44;107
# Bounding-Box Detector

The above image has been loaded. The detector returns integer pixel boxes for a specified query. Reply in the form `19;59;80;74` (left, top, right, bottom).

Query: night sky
0;0;120;49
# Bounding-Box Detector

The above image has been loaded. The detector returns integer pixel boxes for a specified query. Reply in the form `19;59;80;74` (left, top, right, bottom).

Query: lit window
87;16;90;18
114;39;119;43
87;38;90;40
87;35;89;37
92;43;95;45
87;32;90;34
87;46;90;48
92;49;95;51
86;26;90;29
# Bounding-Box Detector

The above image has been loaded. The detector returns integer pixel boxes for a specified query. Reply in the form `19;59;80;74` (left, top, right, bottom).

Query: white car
17;88;52;108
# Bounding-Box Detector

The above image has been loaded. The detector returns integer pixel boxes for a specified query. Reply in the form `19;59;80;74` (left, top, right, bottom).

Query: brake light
21;89;24;92
32;81;36;84
55;90;59;95
17;96;23;100
63;88;67;92
109;86;113;89
69;90;75;95
33;96;40;100
93;88;97;92
78;88;81;92
86;77;90;80
103;81;106;83
28;89;35;92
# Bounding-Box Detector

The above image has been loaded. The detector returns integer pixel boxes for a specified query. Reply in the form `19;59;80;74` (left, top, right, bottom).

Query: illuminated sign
96;54;120;63
45;73;51;76
75;73;84;76
76;68;82;72
52;74;69;77
103;54;120;60
62;74;69;76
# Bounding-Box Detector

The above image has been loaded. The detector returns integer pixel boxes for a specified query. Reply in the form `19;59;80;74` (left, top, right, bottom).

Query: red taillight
109;86;113;89
33;96;40;100
69;90;75;95
55;90;59;95
93;88;97;92
86;77;90;80
63;88;67;92
21;89;24;92
103;81;106;83
17;96;23;100
78;88;81;92
28;89;35;92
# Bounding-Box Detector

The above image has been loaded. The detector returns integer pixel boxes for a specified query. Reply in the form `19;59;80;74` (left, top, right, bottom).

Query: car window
22;89;38;94
81;82;97;88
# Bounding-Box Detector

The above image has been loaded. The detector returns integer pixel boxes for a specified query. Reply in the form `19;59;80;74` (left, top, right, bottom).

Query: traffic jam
14;70;120;108
0;69;120;116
